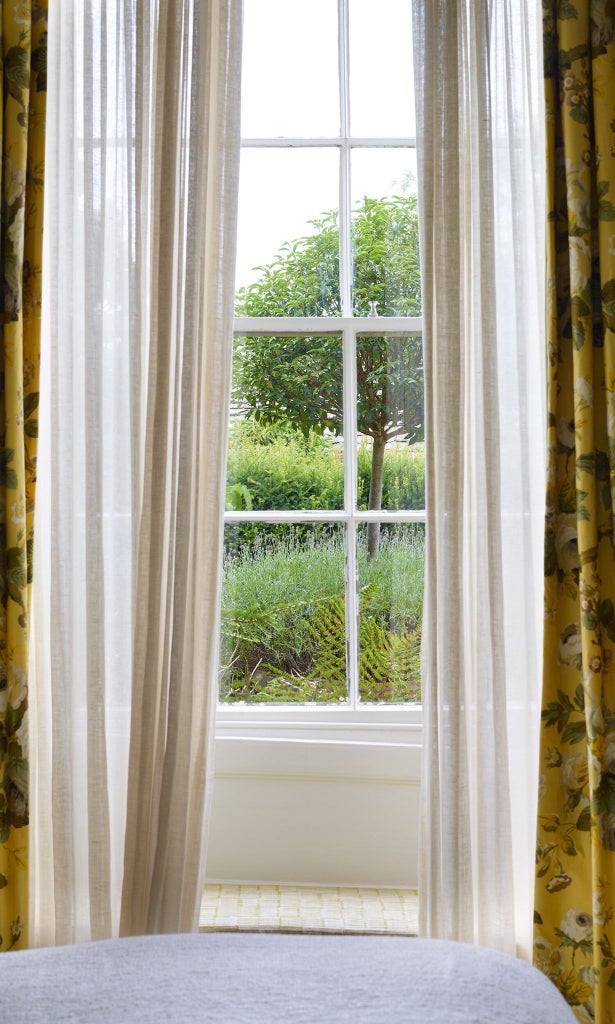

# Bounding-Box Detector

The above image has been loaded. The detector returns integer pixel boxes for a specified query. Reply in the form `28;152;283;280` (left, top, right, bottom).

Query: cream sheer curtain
413;0;545;956
29;0;241;945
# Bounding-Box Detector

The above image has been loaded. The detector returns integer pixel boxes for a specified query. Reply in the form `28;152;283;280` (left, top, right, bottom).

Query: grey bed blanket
0;932;576;1023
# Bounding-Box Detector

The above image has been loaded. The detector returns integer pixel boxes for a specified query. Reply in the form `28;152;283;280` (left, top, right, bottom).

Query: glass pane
357;523;424;703
356;334;424;511
349;0;415;137
351;149;420;316
241;0;339;138
220;524;347;703
236;148;339;306
229;335;344;511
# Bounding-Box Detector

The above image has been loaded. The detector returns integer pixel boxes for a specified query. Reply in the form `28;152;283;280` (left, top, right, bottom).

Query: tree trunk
367;435;386;559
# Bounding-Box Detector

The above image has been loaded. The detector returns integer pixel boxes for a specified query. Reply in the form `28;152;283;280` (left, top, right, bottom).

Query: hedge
225;421;425;552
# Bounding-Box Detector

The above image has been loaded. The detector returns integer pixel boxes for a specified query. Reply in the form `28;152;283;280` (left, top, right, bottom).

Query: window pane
236;148;339;306
229;334;344;511
241;0;339;138
355;334;424;511
220;524;347;703
357;523;424;703
351;150;420;316
349;0;415;137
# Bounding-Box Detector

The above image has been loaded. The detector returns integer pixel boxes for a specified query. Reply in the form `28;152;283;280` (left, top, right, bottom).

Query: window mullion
343;324;359;709
341;0;357;706
338;0;352;318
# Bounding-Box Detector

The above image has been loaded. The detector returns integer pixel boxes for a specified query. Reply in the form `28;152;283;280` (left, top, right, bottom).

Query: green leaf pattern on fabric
536;2;615;1021
0;3;47;952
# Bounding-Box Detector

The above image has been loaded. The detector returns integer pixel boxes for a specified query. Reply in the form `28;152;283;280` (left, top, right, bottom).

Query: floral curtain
0;2;47;951
534;2;615;1020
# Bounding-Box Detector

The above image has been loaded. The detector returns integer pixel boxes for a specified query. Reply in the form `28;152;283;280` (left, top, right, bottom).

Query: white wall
205;735;421;887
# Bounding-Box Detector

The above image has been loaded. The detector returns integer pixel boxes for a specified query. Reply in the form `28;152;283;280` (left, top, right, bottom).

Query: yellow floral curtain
535;2;615;1020
0;2;47;951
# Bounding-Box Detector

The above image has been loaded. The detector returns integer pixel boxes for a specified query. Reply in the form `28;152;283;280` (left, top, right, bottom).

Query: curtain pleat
31;0;136;946
0;1;47;952
534;4;615;1020
119;0;242;936
414;0;545;955
30;0;242;945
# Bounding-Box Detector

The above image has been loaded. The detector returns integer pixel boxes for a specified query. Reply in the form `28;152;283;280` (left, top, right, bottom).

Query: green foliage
220;526;424;703
358;614;421;703
220;527;347;702
306;591;422;704
352;194;421;316
227;420;344;511
223;193;425;700
233;193;423;461
357;442;425;512
237;193;421;318
225;420;426;552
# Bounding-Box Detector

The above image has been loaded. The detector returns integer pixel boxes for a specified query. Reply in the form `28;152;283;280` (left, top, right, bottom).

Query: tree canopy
233;192;423;555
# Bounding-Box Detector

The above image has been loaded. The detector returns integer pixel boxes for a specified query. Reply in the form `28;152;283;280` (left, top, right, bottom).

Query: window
219;0;423;717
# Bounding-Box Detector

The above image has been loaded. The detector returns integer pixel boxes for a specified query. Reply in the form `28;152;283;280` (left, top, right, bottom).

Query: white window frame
217;0;423;741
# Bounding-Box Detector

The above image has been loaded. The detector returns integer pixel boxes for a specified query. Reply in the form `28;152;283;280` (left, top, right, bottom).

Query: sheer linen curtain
413;0;545;956
29;0;241;945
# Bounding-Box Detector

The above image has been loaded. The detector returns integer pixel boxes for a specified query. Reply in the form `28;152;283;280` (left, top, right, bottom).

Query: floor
200;884;419;935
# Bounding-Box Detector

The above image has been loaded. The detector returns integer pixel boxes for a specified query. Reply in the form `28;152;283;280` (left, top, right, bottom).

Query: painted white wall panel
206;738;420;888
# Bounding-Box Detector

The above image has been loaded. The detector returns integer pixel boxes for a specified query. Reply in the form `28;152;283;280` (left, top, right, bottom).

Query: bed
1;932;576;1022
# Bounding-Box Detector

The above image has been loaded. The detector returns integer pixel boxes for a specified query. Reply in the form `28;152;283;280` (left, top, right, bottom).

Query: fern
359;616;421;702
307;593;346;688
305;591;421;703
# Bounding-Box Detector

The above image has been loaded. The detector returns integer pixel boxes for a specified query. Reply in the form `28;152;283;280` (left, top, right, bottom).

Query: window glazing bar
233;316;423;334
338;0;352;320
223;511;427;523
342;323;359;708
240;137;417;148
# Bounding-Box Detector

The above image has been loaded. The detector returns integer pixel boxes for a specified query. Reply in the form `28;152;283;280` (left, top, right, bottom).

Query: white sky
235;0;416;292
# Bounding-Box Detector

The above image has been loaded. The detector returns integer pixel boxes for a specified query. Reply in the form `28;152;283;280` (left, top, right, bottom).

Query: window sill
215;703;423;746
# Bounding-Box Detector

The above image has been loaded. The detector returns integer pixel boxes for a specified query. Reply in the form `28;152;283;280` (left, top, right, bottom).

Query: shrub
220;526;347;701
220;526;424;703
357;442;425;512
225;421;425;552
226;421;344;508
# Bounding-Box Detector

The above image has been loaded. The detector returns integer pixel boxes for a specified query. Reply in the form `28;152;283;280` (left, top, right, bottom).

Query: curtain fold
0;1;47;952
120;0;242;936
534;4;615;1021
30;0;241;946
413;0;545;955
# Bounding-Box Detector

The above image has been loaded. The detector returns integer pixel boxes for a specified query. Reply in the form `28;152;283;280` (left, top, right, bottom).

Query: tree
234;192;423;557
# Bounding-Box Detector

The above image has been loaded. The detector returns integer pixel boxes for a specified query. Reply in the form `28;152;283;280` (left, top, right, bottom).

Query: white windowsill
215;703;423;746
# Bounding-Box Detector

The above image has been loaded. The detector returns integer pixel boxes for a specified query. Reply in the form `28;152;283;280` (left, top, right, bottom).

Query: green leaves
220;525;424;703
598;181;615;221
569;107;589;125
562;719;588;745
23;393;38;420
225;483;253;513
23;392;39;439
234;193;423;459
0;449;18;490
31;39;47;93
4;46;30;109
6;547;26;590
603;279;615;332
542;688;586;744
